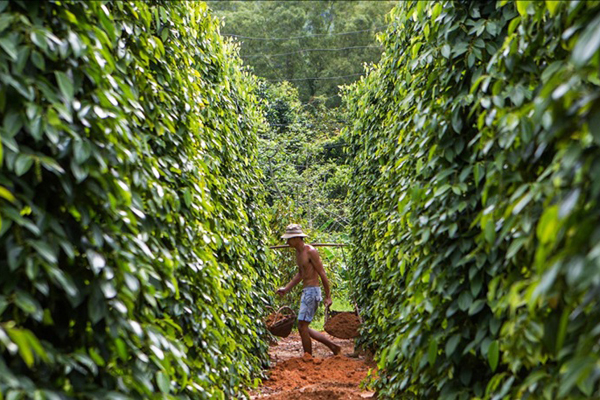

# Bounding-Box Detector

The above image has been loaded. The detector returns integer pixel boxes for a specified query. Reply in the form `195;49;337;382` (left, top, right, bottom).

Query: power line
242;45;381;59
268;74;363;82
222;26;388;41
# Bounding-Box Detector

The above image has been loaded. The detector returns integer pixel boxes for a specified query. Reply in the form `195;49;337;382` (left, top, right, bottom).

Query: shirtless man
276;224;341;356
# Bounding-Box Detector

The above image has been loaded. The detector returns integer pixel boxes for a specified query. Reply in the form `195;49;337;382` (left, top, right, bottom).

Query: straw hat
281;224;308;239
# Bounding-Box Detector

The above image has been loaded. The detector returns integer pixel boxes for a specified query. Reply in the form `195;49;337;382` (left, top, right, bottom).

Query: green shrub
0;1;273;398
344;1;600;398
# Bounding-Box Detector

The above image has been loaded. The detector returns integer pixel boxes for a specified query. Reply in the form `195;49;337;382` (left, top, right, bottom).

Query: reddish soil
324;312;361;339
265;313;286;327
251;332;376;400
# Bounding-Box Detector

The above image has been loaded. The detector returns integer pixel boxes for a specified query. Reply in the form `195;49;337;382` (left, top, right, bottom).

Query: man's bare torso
296;245;319;287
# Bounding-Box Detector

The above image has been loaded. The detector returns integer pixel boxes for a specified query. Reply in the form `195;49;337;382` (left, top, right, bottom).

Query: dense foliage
210;1;394;106
0;1;274;398
345;0;600;398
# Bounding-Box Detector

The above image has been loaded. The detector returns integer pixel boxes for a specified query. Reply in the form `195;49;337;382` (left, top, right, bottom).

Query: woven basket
265;306;296;338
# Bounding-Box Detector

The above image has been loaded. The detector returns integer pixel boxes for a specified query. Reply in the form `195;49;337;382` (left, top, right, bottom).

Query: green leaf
558;357;595;397
488;340;499;372
30;240;57;264
54;71;74;102
431;3;443;20
545;1;560;16
4;110;22;137
115;338;128;361
0;186;15;202
458;291;473;311
441;44;450;58
468;299;486;316
0;14;13;33
508;17;521;35
88;285;107;324
39;157;65;174
156;371;170;393
445;334;461;356
506;237;527;259
47;267;79;301
89;348;106;367
15;154;34;176
73;140;91;163
516;0;530;16
512;192;533;215
86;250;106;274
6;327;34;367
536;205;559;245
31;50;45;70
411;42;422;59
0;36;18;60
30;30;48;51
559;188;580;218
572;14;600;68
484;219;496;244
23;330;48;362
15;290;43;321
555;307;569;354
428;339;438;366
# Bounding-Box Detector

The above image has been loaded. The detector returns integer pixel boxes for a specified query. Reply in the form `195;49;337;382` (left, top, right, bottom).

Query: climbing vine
0;1;273;398
345;0;600;398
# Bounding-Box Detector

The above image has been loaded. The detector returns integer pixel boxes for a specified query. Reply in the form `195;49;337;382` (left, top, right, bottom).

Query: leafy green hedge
0;1;273;398
344;1;600;398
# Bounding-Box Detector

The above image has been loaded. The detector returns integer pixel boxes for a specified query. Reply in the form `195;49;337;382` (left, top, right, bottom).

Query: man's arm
308;248;332;308
276;272;302;296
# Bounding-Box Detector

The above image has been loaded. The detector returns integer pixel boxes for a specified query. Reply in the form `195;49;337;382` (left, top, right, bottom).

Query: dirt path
251;332;376;400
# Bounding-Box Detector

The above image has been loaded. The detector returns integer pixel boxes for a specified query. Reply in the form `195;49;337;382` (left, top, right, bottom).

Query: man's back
296;245;320;287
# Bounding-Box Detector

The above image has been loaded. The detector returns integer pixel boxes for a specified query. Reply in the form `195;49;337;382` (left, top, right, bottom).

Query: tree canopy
210;1;394;106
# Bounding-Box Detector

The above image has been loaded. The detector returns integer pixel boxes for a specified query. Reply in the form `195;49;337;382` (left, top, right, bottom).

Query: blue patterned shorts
298;286;322;322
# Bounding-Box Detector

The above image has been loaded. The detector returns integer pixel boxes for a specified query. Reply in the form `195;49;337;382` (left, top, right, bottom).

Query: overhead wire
222;21;366;229
225;23;381;88
222;25;388;41
242;45;382;59
267;74;363;82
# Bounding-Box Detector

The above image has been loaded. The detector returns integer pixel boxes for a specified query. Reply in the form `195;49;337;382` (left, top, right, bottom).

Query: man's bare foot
332;344;341;355
302;352;313;361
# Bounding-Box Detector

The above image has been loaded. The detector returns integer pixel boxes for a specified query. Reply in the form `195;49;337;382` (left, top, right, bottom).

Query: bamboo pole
269;243;349;250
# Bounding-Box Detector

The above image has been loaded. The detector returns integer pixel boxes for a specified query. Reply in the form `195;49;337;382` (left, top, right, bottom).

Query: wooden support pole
269;243;349;250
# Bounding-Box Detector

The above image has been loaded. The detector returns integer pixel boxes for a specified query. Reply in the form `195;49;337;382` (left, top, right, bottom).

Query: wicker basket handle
267;306;295;326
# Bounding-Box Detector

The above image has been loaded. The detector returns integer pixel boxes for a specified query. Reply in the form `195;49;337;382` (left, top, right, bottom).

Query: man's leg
309;328;341;355
298;320;312;355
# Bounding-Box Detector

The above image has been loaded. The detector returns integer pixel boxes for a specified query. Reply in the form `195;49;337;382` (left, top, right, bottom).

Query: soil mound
251;332;376;399
324;312;360;339
264;355;368;392
263;388;365;400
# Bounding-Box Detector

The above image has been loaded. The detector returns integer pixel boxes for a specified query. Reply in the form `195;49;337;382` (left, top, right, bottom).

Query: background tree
210;1;394;106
